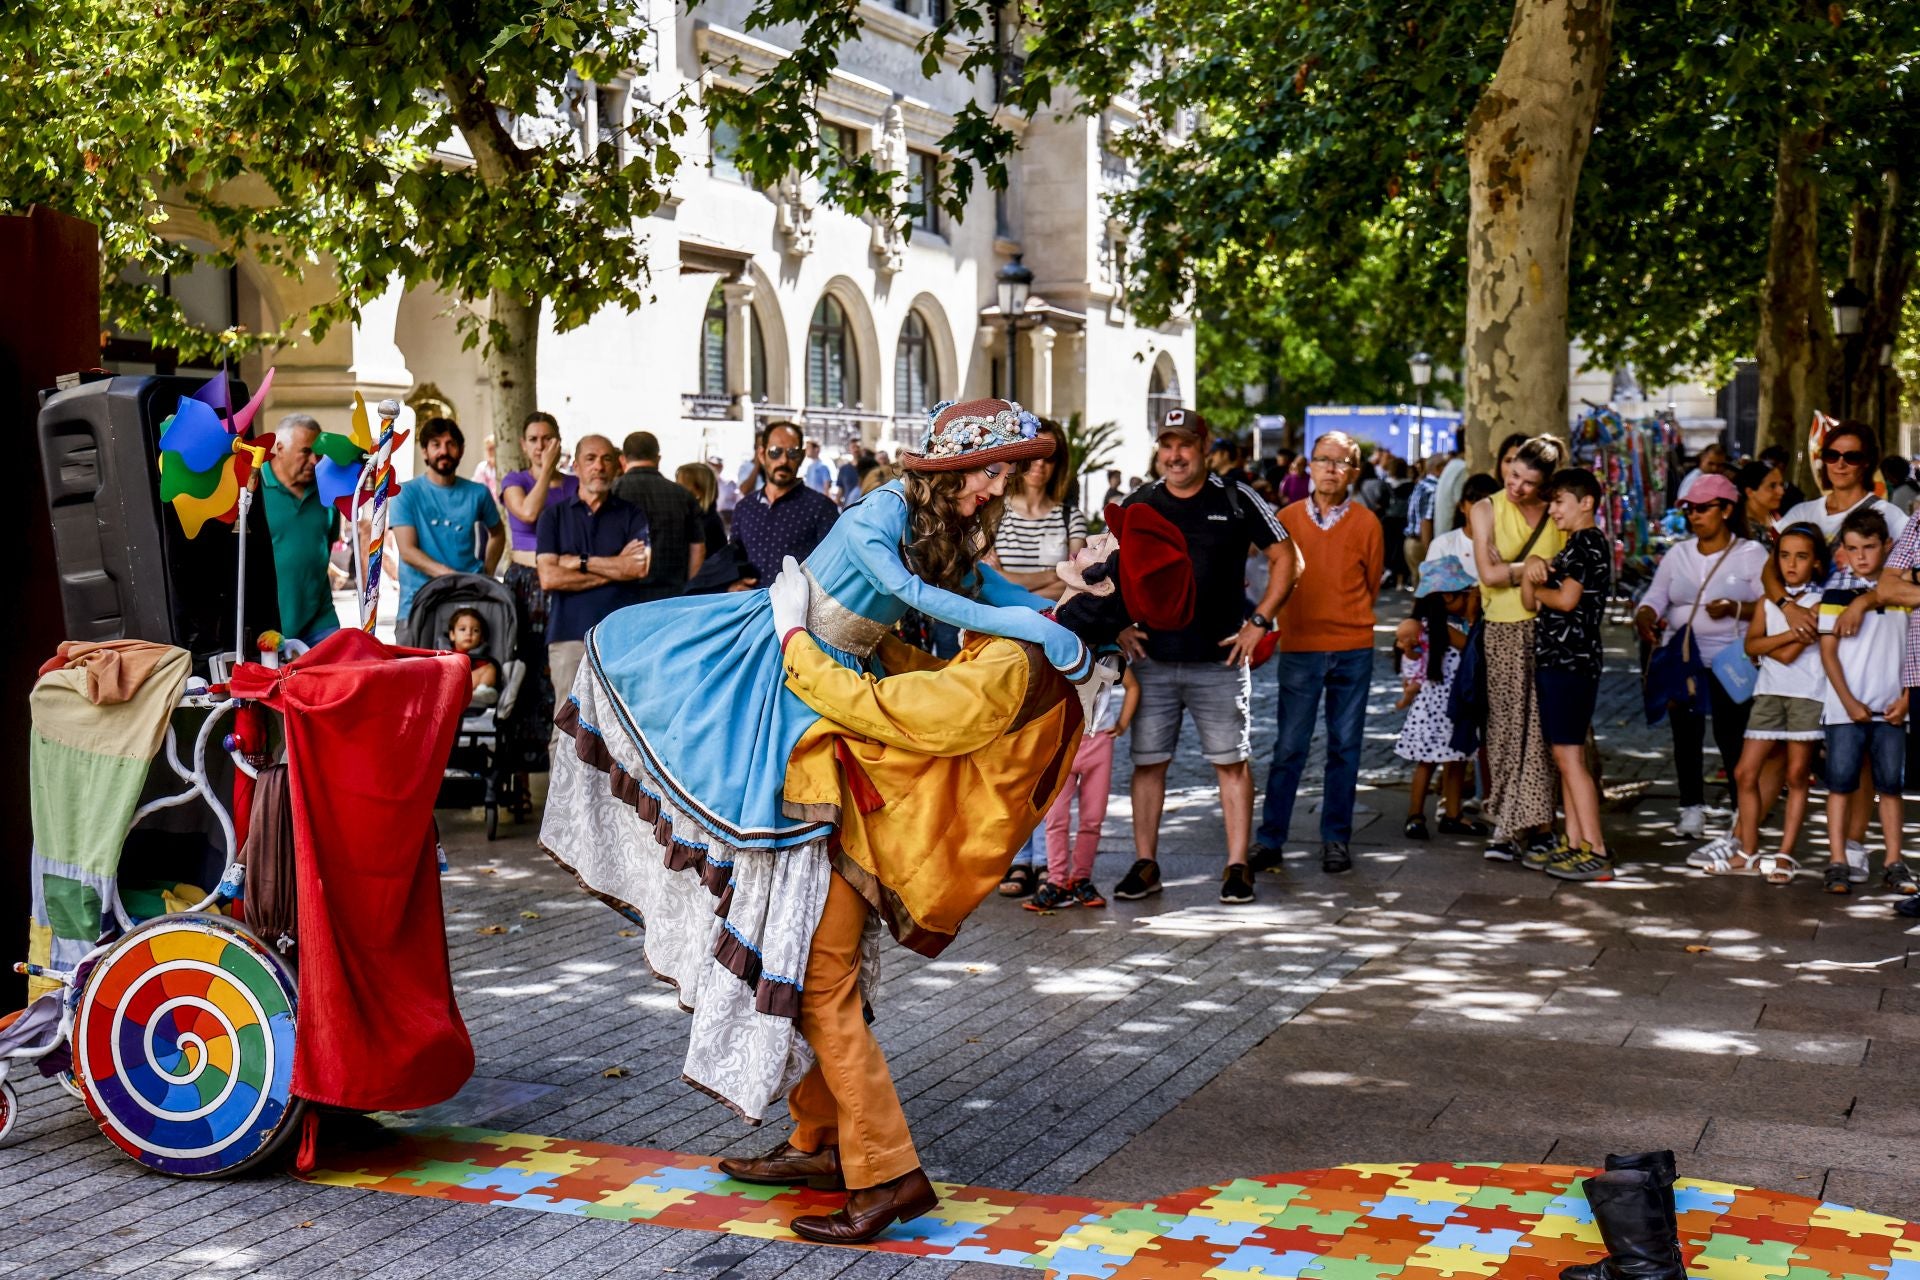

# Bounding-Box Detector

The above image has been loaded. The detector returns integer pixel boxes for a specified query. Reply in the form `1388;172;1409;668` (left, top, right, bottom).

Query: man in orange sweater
1254;429;1384;875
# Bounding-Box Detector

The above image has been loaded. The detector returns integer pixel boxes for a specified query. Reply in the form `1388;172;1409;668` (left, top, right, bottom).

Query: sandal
1705;845;1761;875
1824;862;1852;895
1756;853;1798;886
1404;816;1430;841
998;865;1037;898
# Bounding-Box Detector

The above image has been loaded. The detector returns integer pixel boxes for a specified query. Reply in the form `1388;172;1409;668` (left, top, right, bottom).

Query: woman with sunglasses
1637;475;1770;839
1771;423;1908;631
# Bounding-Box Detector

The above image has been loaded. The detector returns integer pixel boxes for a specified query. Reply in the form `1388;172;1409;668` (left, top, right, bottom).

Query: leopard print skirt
1483;620;1558;838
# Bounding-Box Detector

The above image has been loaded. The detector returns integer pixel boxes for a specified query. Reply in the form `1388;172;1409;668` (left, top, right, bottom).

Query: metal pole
1416;386;1425;462
1006;315;1020;403
233;485;253;666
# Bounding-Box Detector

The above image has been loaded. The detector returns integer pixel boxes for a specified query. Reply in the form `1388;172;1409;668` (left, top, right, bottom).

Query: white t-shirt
1777;493;1909;549
1754;587;1827;702
1820;598;1908;725
1423;528;1479;582
1641;537;1770;664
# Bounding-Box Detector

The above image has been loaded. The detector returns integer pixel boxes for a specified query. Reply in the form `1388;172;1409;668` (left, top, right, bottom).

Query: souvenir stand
1569;405;1682;622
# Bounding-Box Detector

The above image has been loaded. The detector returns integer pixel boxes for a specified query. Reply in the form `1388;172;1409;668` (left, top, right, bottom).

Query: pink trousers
1044;731;1115;885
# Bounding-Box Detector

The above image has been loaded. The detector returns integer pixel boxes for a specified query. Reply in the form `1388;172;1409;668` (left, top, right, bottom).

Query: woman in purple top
498;410;576;774
1278;454;1312;506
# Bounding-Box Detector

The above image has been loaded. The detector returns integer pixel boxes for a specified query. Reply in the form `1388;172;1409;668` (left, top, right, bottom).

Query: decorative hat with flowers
901;397;1058;473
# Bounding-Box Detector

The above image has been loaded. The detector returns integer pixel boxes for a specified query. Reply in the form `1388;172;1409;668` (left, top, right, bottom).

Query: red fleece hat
1105;503;1195;631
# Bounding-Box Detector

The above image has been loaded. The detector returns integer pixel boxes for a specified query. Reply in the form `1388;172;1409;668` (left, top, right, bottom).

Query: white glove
769;555;810;638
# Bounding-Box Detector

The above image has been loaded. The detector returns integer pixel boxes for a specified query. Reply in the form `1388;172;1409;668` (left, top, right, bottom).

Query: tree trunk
1848;170;1910;446
1462;0;1613;472
1754;130;1826;493
486;289;540;473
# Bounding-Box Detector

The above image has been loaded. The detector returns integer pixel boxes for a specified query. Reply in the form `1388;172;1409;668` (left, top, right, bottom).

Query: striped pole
359;398;404;632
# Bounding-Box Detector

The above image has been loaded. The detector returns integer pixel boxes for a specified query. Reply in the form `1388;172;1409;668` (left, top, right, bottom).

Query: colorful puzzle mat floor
299;1125;1919;1280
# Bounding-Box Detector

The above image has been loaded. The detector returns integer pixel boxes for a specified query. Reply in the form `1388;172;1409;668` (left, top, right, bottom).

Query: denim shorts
1824;720;1905;795
1130;656;1252;766
1535;667;1600;747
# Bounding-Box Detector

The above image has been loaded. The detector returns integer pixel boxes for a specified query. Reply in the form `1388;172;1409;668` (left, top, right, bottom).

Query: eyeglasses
764;446;804;461
1310;456;1353;469
1821;448;1869;466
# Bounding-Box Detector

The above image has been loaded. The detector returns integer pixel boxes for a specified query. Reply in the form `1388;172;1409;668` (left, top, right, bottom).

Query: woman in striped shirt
988;418;1089;896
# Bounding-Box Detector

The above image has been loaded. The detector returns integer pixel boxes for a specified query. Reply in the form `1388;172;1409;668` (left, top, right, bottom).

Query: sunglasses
1821;448;1869;466
1678;501;1729;515
763;446;804;461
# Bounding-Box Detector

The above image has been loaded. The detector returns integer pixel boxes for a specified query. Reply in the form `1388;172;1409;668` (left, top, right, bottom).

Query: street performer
540;397;1192;1242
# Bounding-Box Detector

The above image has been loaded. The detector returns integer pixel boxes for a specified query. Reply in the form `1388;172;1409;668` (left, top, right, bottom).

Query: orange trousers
787;872;919;1189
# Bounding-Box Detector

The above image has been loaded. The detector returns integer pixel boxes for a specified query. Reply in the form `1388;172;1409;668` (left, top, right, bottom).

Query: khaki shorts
1746;693;1823;741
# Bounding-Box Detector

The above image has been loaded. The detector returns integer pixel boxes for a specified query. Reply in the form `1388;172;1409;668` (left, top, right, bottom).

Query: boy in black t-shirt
1521;467;1613;881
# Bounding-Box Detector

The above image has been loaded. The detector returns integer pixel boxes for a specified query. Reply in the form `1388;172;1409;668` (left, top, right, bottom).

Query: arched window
894;311;936;417
807;295;860;407
699;283;727;396
1147;358;1182;430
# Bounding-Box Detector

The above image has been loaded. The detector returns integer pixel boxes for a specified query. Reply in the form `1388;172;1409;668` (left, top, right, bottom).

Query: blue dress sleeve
848;490;1090;678
976;562;1056;611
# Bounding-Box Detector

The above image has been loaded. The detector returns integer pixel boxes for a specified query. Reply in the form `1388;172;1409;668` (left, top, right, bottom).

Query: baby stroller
399;573;529;840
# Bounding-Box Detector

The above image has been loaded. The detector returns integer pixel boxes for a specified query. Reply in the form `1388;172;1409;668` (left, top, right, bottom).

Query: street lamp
1831;276;1869;419
997;254;1032;402
1409;351;1432;462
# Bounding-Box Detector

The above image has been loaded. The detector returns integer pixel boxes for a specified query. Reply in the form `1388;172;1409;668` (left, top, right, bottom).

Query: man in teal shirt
261;414;342;644
393;417;505;622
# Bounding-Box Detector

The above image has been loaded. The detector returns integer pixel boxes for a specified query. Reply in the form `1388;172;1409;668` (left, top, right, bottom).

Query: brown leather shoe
789;1168;938;1244
718;1141;844;1190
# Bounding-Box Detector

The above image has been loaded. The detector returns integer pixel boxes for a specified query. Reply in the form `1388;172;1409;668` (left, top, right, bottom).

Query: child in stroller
401;574;530;839
448;607;501;705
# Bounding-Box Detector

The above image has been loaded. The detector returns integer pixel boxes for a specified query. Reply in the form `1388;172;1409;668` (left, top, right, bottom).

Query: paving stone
1700;1117;1916;1175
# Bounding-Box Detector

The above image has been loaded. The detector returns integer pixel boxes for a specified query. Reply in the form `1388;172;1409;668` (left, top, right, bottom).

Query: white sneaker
1675;806;1708;838
1687;836;1736;868
1846;840;1871;883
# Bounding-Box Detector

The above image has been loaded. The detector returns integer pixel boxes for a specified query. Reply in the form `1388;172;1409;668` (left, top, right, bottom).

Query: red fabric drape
230;628;474;1111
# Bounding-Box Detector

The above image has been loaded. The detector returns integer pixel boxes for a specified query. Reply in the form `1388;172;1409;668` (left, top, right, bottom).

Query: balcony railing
682;393;738;420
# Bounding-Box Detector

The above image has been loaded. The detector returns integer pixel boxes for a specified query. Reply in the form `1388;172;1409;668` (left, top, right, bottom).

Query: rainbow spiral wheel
75;914;304;1177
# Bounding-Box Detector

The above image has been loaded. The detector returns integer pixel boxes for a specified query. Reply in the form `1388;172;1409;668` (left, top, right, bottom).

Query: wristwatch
577;553;590;573
1247;613;1275;631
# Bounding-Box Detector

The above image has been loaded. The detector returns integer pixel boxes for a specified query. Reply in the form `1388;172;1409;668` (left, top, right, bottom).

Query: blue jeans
1258;648;1373;848
1825;720;1905;795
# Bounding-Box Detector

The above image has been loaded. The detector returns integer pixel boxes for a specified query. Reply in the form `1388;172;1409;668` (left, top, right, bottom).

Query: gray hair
272;413;321;451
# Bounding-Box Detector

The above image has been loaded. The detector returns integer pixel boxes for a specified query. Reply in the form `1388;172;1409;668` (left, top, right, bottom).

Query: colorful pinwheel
156;368;275;538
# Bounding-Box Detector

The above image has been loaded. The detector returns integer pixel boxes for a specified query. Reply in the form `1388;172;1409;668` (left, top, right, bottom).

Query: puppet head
1054;502;1195;647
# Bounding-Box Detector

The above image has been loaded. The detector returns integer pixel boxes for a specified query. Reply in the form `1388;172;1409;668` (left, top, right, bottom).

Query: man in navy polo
727;421;840;589
536;434;652;707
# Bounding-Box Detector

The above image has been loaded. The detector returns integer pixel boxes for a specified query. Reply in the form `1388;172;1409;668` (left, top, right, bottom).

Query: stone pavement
7;601;1920;1279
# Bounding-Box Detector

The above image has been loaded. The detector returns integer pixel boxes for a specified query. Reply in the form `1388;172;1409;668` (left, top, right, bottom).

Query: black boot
1557;1169;1686;1280
1561;1153;1679;1280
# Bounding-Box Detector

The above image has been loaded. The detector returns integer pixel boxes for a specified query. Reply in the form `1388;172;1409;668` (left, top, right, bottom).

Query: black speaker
38;374;279;670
